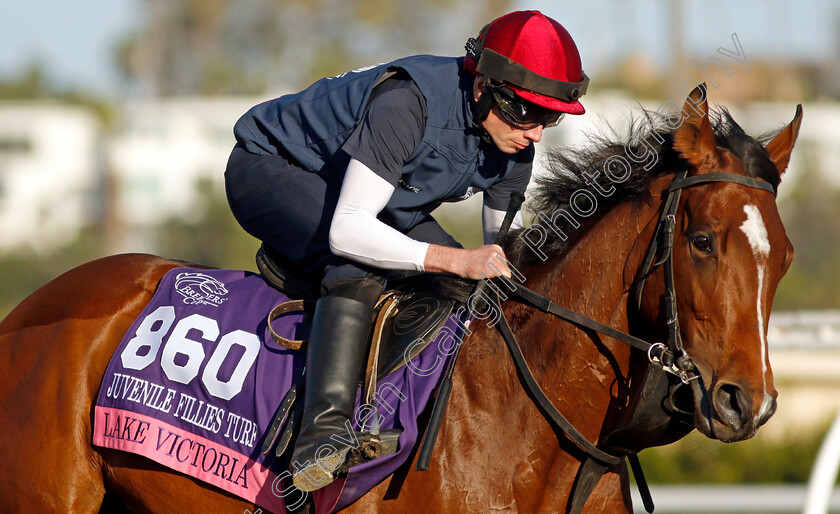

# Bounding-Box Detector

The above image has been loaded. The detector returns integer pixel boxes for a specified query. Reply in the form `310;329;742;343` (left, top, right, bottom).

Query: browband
668;173;777;197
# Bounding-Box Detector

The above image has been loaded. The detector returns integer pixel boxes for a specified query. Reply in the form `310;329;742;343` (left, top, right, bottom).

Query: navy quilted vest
233;55;530;231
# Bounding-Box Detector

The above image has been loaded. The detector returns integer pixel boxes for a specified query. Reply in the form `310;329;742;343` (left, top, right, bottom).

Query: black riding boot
290;279;381;492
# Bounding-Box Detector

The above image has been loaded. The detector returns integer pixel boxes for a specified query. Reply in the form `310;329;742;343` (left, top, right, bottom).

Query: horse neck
528;183;667;323
450;180;667;462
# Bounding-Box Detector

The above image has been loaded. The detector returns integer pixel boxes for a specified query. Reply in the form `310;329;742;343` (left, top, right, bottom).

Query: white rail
805;411;840;514
769;310;840;349
632;484;840;513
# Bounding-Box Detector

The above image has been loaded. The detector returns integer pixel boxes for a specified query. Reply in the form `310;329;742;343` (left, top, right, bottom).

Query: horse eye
692;235;713;253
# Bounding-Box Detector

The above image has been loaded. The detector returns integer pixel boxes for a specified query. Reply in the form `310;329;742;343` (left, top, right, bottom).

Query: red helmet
464;11;588;115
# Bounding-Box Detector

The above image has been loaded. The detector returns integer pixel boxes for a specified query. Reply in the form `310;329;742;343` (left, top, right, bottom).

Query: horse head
636;84;802;443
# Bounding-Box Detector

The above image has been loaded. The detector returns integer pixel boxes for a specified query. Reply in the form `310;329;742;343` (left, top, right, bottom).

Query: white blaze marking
740;204;771;401
740;205;771;259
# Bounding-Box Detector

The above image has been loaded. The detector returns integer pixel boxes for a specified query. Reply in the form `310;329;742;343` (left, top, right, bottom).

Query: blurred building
538;90;840;194
768;310;840;436
0;101;101;254
106;96;271;252
0;93;837;253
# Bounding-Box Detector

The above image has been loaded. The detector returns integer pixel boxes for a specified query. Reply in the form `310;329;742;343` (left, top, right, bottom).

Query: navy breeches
224;145;460;289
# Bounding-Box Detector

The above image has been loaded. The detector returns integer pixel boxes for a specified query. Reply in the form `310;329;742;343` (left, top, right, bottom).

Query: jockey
224;10;588;492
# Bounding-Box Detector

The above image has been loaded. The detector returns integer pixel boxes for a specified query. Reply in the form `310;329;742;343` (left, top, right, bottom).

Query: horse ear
764;104;803;177
672;83;720;169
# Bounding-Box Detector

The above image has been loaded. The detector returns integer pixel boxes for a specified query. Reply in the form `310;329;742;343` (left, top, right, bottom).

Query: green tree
637;421;834;484
0;61;116;124
0;227;109;319
774;161;840;310
153;180;258;271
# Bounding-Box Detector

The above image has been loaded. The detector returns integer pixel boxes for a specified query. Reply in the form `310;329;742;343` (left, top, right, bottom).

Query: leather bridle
632;167;777;383
492;168;777;512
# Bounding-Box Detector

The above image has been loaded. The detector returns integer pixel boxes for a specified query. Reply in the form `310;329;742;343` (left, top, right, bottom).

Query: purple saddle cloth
92;267;462;513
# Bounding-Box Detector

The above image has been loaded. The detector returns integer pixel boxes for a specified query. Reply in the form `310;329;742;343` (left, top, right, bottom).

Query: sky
535;0;838;74
530;0;840;67
0;0;837;97
0;0;140;95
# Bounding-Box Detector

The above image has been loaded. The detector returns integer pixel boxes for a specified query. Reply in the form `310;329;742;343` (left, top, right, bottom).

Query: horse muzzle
690;375;777;443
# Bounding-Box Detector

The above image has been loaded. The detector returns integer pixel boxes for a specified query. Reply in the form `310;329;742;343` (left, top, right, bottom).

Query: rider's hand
424;244;513;280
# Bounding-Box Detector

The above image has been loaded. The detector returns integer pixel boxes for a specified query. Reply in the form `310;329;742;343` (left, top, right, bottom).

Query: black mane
436;106;780;303
502;107;780;270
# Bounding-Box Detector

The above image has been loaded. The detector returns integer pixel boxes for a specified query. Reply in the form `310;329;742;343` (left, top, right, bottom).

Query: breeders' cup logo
174;272;229;307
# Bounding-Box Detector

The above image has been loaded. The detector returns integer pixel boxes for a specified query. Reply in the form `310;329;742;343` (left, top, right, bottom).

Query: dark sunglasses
491;86;565;130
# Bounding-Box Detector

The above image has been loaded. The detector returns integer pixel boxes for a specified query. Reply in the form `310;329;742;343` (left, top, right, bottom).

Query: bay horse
0;85;802;513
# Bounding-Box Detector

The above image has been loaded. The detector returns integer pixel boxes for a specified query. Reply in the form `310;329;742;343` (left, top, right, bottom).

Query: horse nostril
714;383;752;429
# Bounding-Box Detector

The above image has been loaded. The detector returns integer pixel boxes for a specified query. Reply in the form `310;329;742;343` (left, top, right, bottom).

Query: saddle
255;244;456;464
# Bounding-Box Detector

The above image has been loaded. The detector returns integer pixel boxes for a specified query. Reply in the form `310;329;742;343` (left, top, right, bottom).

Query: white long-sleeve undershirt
330;158;524;270
329;159;430;270
482;206;524;244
